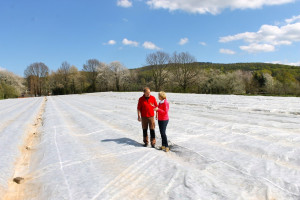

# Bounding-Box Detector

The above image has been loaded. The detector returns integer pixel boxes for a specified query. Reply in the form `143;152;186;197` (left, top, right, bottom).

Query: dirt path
3;97;47;200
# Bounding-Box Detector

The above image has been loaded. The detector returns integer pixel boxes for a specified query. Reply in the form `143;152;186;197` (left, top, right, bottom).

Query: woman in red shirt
152;91;170;152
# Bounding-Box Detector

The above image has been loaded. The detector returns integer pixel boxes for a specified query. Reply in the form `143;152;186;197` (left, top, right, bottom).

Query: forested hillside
134;53;300;96
1;52;300;99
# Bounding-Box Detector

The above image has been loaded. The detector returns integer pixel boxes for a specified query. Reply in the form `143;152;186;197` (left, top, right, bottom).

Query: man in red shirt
137;87;158;147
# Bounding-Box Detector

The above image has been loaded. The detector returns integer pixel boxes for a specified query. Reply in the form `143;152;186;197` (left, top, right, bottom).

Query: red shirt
157;99;169;121
137;95;157;117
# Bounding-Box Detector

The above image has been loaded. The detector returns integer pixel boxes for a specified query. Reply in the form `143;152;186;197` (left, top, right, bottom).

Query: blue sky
0;0;299;76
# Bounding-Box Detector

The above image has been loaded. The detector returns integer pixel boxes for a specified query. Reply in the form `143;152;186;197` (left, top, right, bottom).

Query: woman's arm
157;102;168;114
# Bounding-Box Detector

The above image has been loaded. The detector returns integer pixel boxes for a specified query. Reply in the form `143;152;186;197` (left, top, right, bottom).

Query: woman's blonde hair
159;91;166;99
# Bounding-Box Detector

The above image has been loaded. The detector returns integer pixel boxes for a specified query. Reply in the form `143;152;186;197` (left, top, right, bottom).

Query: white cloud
104;40;116;45
179;37;188;45
219;32;256;43
117;0;132;8
199;42;207;46
219;48;236;55
219;15;300;53
270;60;300;66
122;38;139;47
289;61;300;66
146;0;294;15
220;23;300;45
108;40;116;45
0;66;6;71
143;41;161;50
240;43;275;53
285;15;300;24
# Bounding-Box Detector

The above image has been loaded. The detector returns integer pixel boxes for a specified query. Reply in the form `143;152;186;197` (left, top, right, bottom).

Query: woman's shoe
165;147;170;152
159;146;166;150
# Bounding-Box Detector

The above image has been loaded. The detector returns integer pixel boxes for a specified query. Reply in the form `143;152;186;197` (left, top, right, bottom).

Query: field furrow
0;93;299;199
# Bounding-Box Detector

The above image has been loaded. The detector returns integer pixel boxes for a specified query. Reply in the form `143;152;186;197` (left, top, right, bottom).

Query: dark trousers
158;120;169;147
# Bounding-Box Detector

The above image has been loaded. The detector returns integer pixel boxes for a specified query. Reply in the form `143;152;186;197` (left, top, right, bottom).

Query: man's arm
137;109;141;121
137;98;142;121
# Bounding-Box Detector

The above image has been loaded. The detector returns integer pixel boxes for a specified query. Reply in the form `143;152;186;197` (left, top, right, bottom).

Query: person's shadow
101;137;143;147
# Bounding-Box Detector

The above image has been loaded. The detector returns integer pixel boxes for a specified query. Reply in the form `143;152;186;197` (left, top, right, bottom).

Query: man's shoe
143;136;149;145
143;143;148;147
150;138;156;147
165;147;170;152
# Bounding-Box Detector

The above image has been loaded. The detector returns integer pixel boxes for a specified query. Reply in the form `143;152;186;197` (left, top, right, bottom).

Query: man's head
143;87;150;97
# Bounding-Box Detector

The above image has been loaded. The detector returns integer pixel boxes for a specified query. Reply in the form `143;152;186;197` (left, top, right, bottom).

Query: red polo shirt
137;95;157;117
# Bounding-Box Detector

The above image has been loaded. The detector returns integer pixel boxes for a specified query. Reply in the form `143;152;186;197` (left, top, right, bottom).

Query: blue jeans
158;120;169;147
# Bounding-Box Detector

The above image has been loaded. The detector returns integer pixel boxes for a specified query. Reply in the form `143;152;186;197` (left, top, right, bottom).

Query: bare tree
170;52;198;92
109;61;129;91
24;62;49;96
146;51;170;91
83;59;100;92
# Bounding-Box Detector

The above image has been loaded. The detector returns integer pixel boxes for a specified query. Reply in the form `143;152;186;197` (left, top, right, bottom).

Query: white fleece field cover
0;92;299;200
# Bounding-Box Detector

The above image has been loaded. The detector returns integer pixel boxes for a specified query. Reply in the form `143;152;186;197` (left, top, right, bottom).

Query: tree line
23;59;133;96
1;51;300;99
138;51;300;96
